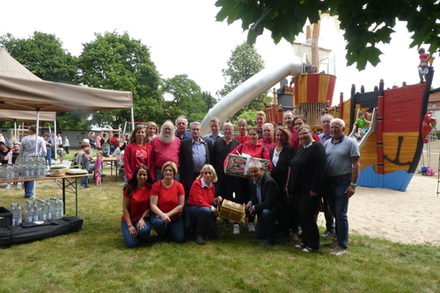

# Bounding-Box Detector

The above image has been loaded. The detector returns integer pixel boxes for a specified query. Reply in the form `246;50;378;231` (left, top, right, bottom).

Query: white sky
1;0;438;105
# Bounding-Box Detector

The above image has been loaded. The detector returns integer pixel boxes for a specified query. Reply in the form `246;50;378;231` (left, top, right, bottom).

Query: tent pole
54;120;57;162
131;107;135;132
14;120;17;142
34;109;41;198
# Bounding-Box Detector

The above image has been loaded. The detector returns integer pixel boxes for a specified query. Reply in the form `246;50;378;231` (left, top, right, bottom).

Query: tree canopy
218;43;271;118
77;32;163;128
163;74;208;123
215;0;440;70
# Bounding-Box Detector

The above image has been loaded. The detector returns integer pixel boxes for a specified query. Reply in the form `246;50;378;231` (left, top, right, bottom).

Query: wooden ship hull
266;68;434;191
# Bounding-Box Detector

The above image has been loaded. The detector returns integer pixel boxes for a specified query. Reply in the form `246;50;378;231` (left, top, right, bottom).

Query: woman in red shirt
234;118;250;144
186;164;223;245
227;127;272;235
150;161;185;242
124;124;152;181
121;165;153;248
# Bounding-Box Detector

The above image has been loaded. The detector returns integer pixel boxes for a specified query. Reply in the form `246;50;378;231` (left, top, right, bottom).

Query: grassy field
0;168;439;293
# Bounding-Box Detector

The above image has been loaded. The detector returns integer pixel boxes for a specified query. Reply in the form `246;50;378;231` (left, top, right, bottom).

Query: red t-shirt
110;137;119;147
258;138;276;153
235;134;249;144
187;179;216;208
150;136;181;169
121;186;151;223
150;180;185;219
124;143;152;180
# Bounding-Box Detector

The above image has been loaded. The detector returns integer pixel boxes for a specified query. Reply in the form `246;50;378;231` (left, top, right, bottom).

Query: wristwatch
350;183;357;187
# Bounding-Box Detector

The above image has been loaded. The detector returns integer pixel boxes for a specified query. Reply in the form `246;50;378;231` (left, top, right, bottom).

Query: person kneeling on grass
149;161;185;243
246;160;280;246
186;164;223;245
121;165;154;248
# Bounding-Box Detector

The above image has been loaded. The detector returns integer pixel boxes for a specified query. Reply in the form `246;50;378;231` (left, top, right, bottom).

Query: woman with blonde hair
149;161;185;242
186;164;223;245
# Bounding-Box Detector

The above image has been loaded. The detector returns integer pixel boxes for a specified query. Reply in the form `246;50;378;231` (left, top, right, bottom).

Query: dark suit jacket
249;174;279;214
179;137;212;195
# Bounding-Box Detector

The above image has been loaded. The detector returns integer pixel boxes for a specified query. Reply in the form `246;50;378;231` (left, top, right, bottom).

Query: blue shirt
192;139;207;173
318;132;332;144
203;133;223;144
175;130;192;140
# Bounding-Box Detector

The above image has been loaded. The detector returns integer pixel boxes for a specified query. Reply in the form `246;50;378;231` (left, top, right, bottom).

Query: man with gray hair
319;113;335;238
175;115;192;140
150;120;181;180
180;122;212;195
246;160;280;246
323;118;360;256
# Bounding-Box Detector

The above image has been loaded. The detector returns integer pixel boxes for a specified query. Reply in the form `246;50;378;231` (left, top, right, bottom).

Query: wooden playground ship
266;67;435;191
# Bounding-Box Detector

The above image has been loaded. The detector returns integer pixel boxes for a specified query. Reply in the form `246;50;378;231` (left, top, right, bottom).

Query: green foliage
163;74;208;123
1;178;439;292
0;32;77;83
77;32;163;128
215;0;440;70
218;43;269;119
0;32;88;129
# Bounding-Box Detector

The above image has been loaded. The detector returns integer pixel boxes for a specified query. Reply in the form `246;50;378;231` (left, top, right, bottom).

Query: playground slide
349;107;377;149
201;58;303;135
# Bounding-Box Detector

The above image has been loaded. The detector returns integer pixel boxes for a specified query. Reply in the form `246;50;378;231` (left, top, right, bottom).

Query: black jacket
179;137;212;194
249;174;279;214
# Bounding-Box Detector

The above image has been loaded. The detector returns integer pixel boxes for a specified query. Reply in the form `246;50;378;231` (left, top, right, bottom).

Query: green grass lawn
1;170;439;293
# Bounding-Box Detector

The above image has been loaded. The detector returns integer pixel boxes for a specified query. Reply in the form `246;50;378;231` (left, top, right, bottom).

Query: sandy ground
318;174;440;246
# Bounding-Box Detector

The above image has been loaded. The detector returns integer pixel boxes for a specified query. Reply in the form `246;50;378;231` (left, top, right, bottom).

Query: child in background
57;144;66;164
95;151;104;185
80;147;94;188
354;112;368;139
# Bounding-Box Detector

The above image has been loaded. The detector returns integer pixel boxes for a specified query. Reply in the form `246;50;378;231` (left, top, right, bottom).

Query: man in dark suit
179;122;212;196
246;160;280;246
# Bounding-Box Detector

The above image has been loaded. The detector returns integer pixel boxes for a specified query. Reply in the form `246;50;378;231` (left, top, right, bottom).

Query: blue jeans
121;220;151;248
81;176;89;187
255;209;276;243
186;205;217;237
24;180;34;198
149;214;184;243
327;177;351;249
46;148;52;167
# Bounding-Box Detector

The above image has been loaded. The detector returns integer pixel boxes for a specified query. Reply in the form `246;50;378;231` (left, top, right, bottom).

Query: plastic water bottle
15;203;22;226
24;201;33;223
57;198;64;219
32;200;38;222
10;203;16;226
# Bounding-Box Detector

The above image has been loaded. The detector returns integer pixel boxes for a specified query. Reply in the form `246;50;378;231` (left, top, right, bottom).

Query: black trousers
297;193;320;250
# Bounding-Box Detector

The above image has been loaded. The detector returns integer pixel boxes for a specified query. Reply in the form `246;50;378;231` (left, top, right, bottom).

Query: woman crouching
149;161;185;243
121;165;153;248
186;164;223;245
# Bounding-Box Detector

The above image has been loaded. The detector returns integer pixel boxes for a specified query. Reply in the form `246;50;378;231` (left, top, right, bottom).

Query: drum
219;199;245;223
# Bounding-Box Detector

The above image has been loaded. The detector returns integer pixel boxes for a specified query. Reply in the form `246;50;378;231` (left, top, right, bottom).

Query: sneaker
233;224;240;235
195;235;206;245
321;230;335;238
247;222;256;232
295;242;305;249
302;247;318;253
329;246;348;256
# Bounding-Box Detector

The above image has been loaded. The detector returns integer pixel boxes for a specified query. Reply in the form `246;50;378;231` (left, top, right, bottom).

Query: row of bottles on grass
9;198;64;226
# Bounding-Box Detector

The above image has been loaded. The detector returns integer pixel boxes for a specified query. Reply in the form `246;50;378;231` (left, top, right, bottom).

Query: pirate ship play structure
266;66;435;192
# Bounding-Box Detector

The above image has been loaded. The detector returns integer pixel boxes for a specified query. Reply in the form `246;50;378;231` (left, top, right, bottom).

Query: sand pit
317;174;440;246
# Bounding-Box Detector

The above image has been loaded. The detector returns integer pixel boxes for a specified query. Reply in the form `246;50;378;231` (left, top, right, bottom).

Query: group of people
119;112;360;256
